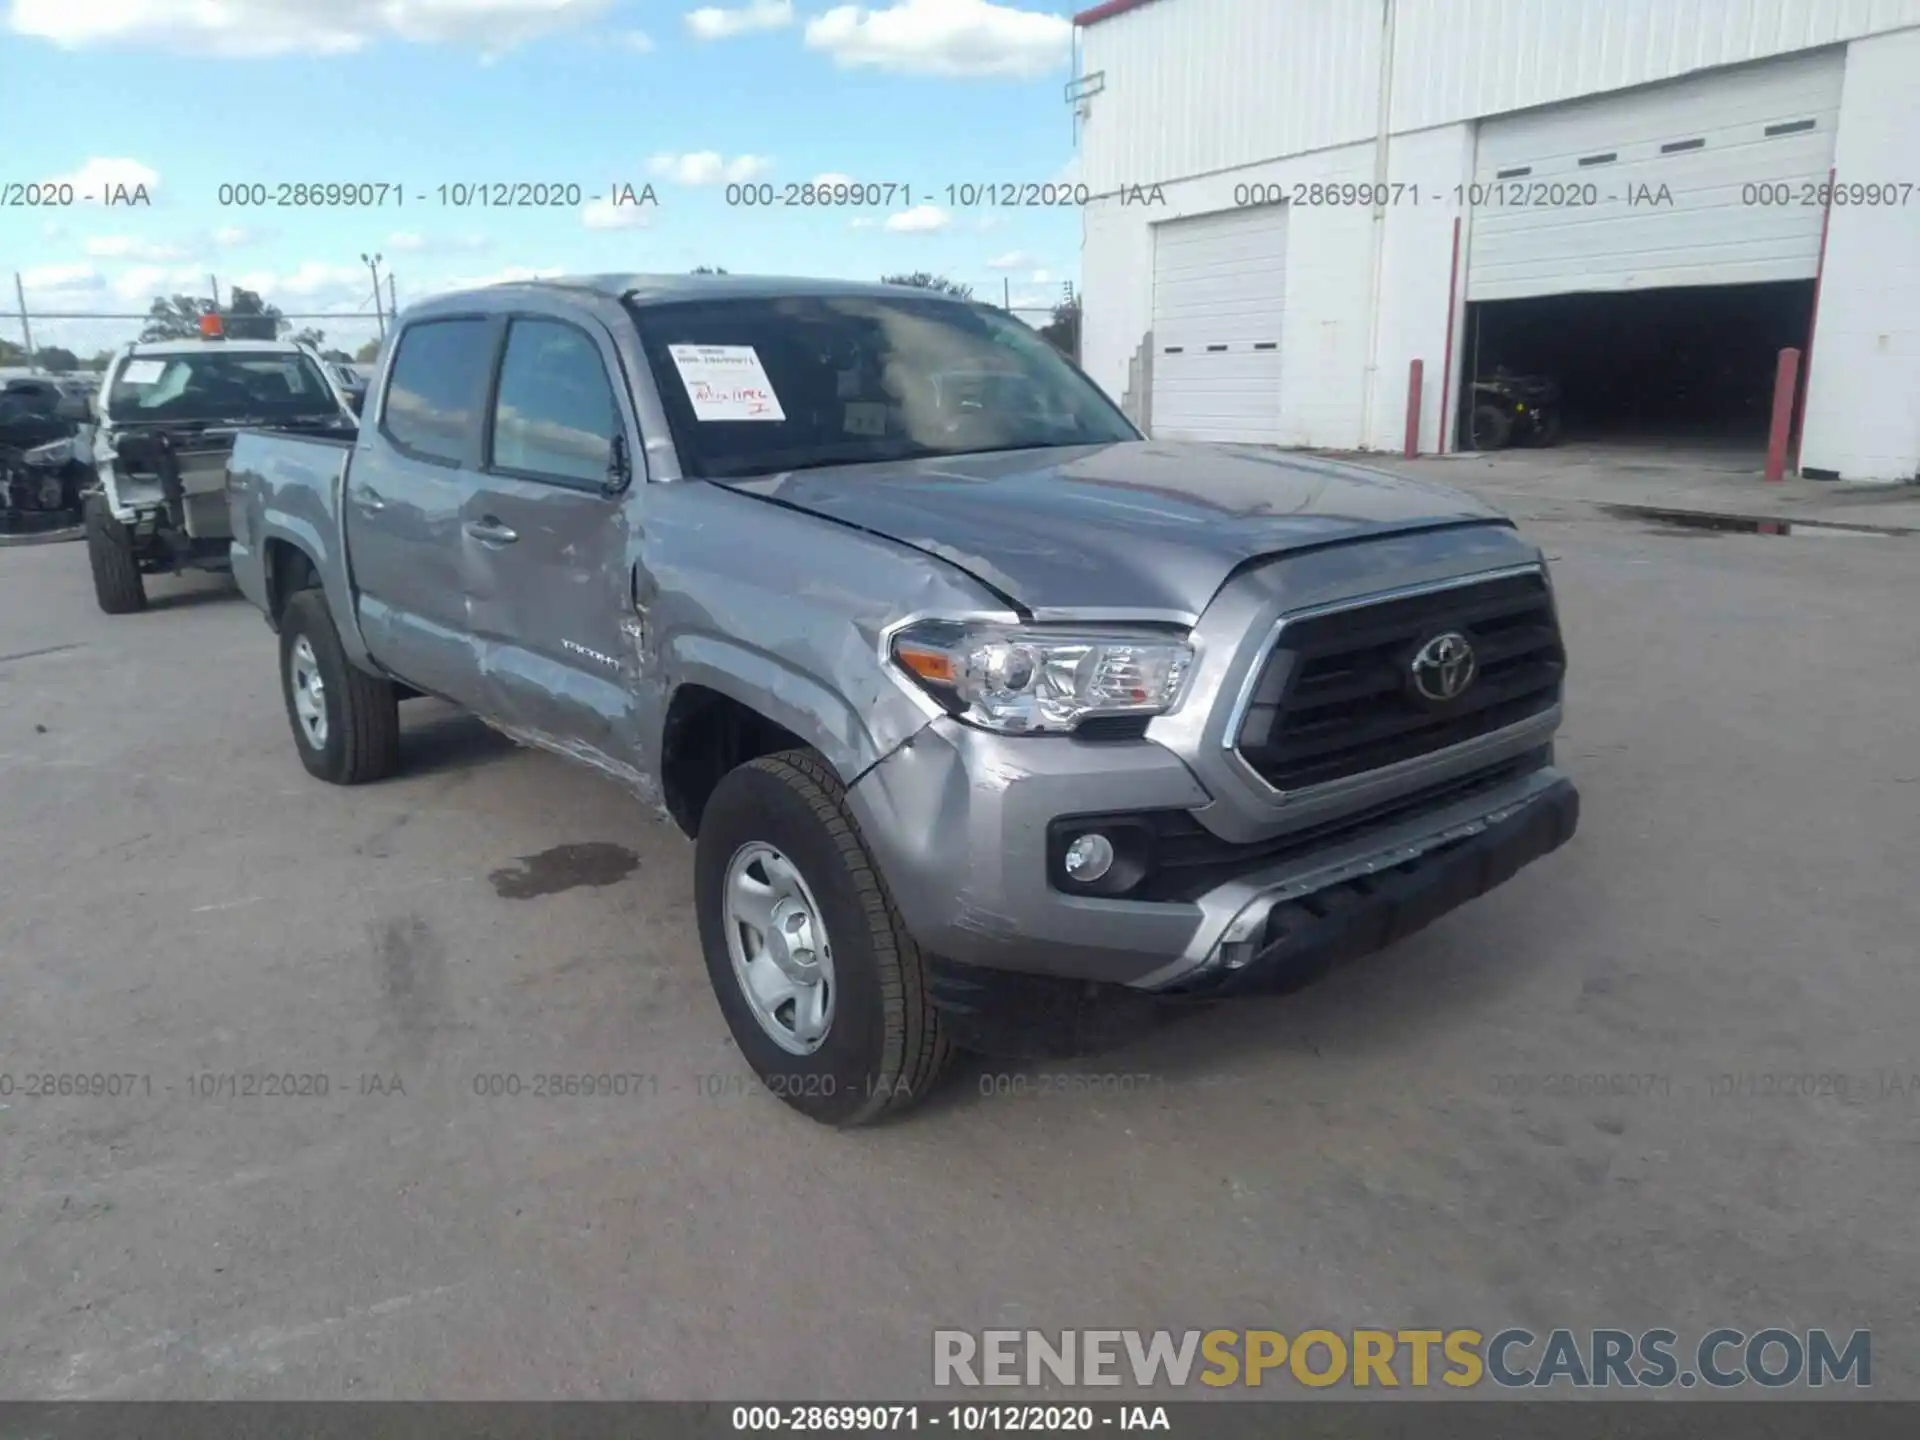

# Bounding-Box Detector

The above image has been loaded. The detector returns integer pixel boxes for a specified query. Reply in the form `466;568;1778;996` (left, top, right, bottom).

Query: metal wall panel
1077;0;1920;187
1076;0;1381;194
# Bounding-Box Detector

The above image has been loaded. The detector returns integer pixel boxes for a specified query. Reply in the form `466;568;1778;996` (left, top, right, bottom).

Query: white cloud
684;0;792;40
83;235;189;262
849;216;877;229
648;151;773;185
426;265;567;296
804;0;1071;78
231;263;370;300
620;29;655;50
582;196;654;230
884;203;952;233
986;250;1032;270
974;214;1004;231
1030;268;1054;283
211;226;255;248
813;172;857;188
19;263;105;293
7;0;616;56
43;157;161;204
386;231;492;253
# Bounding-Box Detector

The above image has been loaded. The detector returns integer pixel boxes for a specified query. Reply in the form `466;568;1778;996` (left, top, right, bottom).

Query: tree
87;350;116;371
354;340;382;364
1038;295;1081;362
691;266;729;275
881;272;973;300
226;286;287;340
33;346;80;373
289;326;328;350
0;337;26;366
140;294;214;342
321;348;352;363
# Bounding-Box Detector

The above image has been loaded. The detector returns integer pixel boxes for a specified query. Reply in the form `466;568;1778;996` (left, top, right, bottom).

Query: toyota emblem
1409;631;1477;704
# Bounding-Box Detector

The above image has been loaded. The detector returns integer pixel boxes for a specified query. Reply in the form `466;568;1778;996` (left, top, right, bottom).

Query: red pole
1436;216;1462;454
1790;164;1836;472
1403;358;1424;457
1764;348;1801;483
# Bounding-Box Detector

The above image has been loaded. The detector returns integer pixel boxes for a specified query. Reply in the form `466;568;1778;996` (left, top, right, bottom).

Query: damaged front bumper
844;716;1579;1054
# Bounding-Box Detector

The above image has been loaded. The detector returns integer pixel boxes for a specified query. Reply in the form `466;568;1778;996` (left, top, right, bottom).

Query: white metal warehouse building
1072;0;1920;481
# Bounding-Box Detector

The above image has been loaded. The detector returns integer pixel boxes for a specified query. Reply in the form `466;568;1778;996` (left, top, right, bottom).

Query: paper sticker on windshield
667;344;786;422
119;360;165;385
843;403;887;437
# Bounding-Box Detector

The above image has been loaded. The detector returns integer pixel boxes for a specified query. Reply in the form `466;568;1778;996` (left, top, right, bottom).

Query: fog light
1063;832;1116;883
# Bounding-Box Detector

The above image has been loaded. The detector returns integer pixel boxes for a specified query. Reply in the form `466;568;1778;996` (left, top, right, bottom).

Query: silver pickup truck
227;274;1580;1126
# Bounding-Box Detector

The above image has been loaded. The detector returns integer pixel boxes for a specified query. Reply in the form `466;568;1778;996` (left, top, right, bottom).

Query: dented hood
722;440;1509;616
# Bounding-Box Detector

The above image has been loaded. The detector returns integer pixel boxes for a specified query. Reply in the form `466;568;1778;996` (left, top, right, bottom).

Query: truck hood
723;441;1509;616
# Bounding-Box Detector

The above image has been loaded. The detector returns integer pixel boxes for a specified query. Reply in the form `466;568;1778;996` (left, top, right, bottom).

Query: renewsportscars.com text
933;1327;1870;1390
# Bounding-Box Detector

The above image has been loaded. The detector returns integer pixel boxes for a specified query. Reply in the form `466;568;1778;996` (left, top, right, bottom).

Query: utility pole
387;273;397;330
13;272;36;370
361;252;386;340
209;273;221;310
1004;277;1011;311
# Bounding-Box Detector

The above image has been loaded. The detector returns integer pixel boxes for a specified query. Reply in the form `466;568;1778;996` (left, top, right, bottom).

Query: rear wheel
83;494;146;614
278;589;401;785
1469;404;1513;452
694;749;954;1126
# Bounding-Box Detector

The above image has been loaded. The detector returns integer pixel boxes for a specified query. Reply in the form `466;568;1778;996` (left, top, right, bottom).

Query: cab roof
122;338;313;358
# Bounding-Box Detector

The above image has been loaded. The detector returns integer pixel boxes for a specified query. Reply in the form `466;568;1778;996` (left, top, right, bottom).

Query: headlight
889;619;1193;735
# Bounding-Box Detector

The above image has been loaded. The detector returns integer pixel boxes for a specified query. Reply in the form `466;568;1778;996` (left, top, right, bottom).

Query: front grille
1234;570;1564;791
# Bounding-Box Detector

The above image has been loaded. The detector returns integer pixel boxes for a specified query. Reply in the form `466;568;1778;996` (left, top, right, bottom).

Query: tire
84;494;146;614
278;588;401;785
695;748;955;1126
1469;404;1513;452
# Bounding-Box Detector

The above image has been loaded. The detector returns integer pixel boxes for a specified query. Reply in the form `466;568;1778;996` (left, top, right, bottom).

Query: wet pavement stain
489;842;640;899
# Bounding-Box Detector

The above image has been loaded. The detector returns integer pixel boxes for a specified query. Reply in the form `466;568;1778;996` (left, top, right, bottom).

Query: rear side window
382;318;491;463
489;318;620;485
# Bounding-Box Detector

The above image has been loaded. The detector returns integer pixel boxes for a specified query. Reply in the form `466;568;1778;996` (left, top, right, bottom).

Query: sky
0;0;1089;360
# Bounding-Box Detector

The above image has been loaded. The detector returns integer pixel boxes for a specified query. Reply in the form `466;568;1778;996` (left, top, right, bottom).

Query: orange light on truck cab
199;313;224;338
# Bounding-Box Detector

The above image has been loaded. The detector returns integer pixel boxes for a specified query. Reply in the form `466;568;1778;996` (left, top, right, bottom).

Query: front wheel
694;749;954;1126
83;495;146;614
1468;404;1513;452
278;589;401;785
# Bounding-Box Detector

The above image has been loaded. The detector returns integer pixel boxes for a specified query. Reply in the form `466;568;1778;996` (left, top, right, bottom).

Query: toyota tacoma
227;274;1580;1126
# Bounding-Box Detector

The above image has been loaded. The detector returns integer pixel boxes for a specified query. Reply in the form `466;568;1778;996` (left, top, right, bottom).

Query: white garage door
1467;50;1844;301
1149;205;1287;441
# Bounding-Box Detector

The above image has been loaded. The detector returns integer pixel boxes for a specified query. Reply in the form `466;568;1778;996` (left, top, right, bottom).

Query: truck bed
226;427;357;621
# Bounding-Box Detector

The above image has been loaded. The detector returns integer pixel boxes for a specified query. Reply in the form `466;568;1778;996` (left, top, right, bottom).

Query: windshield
628;294;1137;481
105;350;341;425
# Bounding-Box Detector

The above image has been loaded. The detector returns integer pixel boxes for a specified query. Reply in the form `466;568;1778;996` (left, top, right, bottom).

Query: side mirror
604;432;633;495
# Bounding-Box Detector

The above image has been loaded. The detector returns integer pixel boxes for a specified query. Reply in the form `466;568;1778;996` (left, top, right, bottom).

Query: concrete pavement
2;512;1916;1400
1328;442;1920;534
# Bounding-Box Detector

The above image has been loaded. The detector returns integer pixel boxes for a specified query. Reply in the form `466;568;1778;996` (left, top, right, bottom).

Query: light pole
361;252;385;340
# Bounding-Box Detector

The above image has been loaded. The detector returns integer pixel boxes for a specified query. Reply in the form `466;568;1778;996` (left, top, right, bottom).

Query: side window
382;318;492;463
489;318;620;485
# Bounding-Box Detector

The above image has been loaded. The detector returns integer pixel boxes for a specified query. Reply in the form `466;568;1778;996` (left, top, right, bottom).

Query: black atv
1466;370;1563;451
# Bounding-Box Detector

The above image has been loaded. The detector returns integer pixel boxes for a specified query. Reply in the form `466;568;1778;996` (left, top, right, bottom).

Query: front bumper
1158;774;1578;996
844;714;1579;992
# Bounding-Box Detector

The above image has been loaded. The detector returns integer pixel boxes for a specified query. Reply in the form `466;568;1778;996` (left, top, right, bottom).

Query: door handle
352;485;385;512
465;517;519;546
